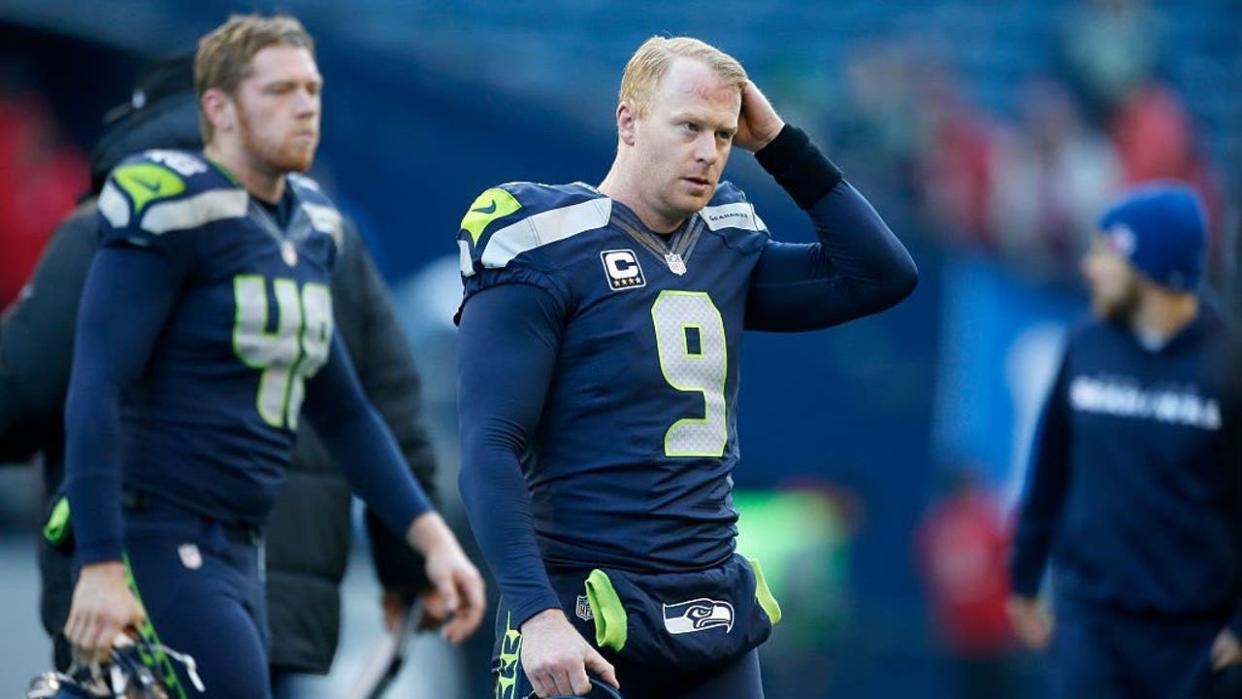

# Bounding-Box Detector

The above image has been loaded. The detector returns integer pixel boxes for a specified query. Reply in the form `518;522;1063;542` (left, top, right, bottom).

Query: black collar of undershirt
254;187;298;231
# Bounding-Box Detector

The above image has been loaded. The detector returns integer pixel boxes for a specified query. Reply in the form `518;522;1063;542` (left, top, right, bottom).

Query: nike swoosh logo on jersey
132;176;163;193
460;187;522;244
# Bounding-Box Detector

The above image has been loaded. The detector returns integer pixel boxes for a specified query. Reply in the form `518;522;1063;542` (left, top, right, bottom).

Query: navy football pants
1050;594;1241;699
492;599;765;699
90;504;272;699
607;647;763;699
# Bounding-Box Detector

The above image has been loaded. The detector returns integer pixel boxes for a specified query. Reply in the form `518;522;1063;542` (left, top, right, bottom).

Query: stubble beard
238;110;316;175
1095;277;1141;324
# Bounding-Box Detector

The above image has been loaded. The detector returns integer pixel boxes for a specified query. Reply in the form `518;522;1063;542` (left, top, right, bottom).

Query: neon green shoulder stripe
114;163;186;215
460;187;522;244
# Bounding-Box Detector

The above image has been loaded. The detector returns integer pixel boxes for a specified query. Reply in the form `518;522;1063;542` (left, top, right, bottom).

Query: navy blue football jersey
458;180;771;572
95;149;343;525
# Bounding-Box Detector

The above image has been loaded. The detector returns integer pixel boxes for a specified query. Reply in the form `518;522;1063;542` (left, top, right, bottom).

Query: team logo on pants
662;598;734;635
496;612;523;699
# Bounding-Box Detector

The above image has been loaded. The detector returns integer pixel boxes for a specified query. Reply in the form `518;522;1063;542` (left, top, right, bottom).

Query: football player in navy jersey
456;37;917;698
1008;184;1242;698
62;15;483;697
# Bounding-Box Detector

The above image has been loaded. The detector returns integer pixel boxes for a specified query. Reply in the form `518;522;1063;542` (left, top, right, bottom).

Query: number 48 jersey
94;149;343;525
457;180;770;573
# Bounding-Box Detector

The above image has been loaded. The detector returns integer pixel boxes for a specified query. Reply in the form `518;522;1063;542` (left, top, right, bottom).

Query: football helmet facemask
26;636;203;699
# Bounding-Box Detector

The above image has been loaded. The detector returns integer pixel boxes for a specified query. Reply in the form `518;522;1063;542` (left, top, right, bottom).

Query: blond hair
194;14;315;142
618;36;748;118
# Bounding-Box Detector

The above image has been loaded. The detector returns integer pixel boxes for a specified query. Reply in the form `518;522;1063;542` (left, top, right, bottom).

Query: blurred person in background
916;466;1017;699
826;40;922;237
49;14;482;697
1109;83;1222;269
456;35;917;698
1058;0;1161;125
912;64;998;253
0;53;459;697
1057;0;1224;275
1111;84;1201;188
0;88;88;308
1008;183;1242;699
988;78;1120;282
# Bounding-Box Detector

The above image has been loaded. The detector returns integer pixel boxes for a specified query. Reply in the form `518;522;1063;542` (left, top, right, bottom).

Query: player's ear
201;88;236;134
617;101;637;147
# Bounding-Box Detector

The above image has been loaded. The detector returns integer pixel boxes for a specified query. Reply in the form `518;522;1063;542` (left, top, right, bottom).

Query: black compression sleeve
754;124;844;210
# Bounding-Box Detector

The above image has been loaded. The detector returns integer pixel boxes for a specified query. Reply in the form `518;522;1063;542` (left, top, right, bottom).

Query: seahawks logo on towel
662;598;734;635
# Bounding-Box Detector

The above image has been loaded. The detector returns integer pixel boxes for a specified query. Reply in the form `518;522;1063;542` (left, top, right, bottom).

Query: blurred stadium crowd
821;0;1226;287
0;0;1237;697
3;0;1236;303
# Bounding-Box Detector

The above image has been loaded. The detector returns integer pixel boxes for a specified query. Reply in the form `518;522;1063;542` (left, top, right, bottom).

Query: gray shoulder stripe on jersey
99;182;130;228
480;198;612;269
288;172;322;191
140;189;249;234
302;202;344;251
699;201;767;233
459;240;476;277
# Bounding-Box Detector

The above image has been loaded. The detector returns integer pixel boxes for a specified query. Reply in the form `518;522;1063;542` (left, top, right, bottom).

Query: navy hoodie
1011;306;1242;631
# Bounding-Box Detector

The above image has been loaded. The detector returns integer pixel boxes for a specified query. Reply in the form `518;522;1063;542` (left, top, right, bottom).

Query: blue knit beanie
1098;182;1207;292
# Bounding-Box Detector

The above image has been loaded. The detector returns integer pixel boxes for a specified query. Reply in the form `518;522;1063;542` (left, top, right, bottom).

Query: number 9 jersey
92;149;343;527
457;180;769;573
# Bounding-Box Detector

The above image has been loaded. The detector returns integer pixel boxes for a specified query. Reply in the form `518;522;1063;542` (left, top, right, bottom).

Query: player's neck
598;166;683;234
1130;287;1199;346
203;142;286;204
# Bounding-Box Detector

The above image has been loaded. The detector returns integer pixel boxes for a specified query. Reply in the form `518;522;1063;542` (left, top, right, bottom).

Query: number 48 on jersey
232;275;333;430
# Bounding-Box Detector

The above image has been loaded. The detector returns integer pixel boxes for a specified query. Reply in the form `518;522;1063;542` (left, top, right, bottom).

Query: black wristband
754;124;844;209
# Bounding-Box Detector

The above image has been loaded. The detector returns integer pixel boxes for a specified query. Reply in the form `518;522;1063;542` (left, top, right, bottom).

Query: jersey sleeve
456;282;565;626
303;333;433;538
96;152;245;263
455;184;575;320
745;180;918;331
702;181;772;246
66;152;240;563
64;244;188;564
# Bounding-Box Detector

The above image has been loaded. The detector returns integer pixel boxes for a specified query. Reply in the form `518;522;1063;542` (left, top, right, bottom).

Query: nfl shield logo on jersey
178;543;203;570
575;595;594;622
662;598;734;635
600;249;646;291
